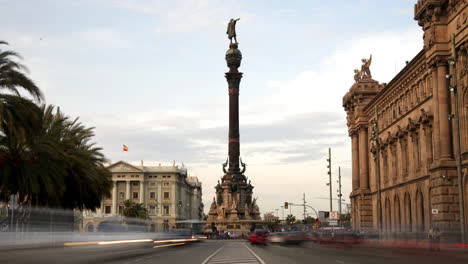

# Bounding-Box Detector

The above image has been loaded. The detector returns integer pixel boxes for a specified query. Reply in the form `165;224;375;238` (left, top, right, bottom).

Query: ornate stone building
343;0;468;234
83;161;203;232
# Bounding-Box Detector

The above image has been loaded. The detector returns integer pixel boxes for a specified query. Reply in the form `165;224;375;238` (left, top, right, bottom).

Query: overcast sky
2;0;423;219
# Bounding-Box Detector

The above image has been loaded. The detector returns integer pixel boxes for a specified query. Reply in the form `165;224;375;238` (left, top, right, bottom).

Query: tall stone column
126;180;131;200
352;131;360;190
436;60;453;159
359;127;369;189
111;181;117;215
431;65;441;160
157;183;162;217
140;180;145;204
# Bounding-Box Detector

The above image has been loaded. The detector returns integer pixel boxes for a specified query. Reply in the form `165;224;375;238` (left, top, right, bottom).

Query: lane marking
243;243;266;264
201;246;224;264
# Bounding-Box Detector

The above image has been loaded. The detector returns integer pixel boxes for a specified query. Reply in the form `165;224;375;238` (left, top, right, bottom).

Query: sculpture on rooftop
227;18;240;44
361;54;372;78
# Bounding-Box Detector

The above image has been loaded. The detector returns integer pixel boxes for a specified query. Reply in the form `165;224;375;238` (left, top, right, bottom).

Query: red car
249;230;268;245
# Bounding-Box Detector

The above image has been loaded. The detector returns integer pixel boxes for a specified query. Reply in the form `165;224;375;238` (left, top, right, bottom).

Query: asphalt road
1;240;467;264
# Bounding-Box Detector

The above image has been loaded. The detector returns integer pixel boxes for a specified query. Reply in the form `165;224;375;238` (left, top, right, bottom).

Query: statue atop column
227;18;240;44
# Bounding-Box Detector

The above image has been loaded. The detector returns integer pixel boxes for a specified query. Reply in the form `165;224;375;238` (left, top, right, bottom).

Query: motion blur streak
63;241;100;246
64;239;153;247
153;242;186;248
455;243;468;248
153;238;198;243
97;239;153;245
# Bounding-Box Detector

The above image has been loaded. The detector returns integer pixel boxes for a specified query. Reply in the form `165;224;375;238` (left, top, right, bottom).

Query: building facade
343;0;468;234
83;161;203;232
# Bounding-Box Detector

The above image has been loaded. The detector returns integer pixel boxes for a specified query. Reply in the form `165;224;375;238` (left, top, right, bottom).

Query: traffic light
178;200;183;207
284;202;288;209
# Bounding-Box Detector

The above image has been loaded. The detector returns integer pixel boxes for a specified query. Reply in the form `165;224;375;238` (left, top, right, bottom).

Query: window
149;206;156;215
132;182;138;186
150;182;156;186
414;133;421;170
133;192;138;199
119;192;124;200
163;182;170;186
163;205;170;215
164;192;170;199
105;206;111;214
150;192;156;199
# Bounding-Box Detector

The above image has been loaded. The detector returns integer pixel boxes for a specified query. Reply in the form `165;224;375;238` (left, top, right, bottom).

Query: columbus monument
206;18;262;235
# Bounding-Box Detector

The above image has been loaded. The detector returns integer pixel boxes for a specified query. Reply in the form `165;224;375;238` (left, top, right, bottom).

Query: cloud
108;0;254;33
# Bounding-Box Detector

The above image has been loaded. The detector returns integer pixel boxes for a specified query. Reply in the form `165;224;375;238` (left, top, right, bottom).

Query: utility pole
448;33;465;243
372;106;382;234
337;166;342;215
303;193;307;221
280;206;285;222
327;148;333;212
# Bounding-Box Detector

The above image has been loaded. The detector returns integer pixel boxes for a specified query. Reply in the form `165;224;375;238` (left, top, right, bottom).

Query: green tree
302;216;316;224
122;200;149;219
0;105;111;209
286;214;296;225
266;219;280;231
0;41;43;101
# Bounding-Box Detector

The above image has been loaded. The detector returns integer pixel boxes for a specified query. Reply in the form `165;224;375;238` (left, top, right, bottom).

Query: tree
0;105;111;209
286;214;296;225
0;41;43;101
302;216;316;224
122;200;148;219
266;219;280;231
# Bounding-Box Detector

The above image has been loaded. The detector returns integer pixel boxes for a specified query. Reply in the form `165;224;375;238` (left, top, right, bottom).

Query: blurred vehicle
249;230;268;245
311;228;361;244
268;231;305;245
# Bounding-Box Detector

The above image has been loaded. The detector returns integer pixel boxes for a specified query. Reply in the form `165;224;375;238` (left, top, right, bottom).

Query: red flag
123;145;128;151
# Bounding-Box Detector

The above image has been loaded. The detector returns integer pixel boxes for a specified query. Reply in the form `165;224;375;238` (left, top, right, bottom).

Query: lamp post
448;33;465;243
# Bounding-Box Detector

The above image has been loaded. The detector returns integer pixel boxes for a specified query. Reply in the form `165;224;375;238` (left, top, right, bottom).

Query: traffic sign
329;211;338;223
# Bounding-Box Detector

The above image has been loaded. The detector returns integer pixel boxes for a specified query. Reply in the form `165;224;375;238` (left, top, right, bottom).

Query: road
1;240;467;264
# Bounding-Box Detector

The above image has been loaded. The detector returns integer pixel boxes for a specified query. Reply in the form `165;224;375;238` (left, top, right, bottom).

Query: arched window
394;195;401;232
416;189;425;232
404;192;412;232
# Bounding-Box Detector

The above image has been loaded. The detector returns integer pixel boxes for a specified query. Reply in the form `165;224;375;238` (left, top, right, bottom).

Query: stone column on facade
359;126;369;189
111;181;117;215
352;131;360;190
436;60;453;159
126;180;131;200
171;183;176;219
431;65;441;161
157;183;162;217
140;180;145;204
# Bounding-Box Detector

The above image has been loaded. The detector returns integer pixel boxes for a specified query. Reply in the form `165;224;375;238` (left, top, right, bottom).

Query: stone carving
354;69;362;83
222;158;228;173
227;18;240;44
252;198;260;214
231;200;238;211
209;198;218;214
240;157;247;174
244;203;250;215
111;162;141;172
361;55;372;78
217;206;225;218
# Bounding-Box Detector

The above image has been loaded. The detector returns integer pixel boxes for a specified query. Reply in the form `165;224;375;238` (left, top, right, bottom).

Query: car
249;230;268;245
268;232;286;244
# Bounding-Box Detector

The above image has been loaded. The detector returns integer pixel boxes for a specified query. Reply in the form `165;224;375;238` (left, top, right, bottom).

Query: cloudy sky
2;0;423;219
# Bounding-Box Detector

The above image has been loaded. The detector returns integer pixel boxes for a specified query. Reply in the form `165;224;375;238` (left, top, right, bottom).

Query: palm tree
286;214;296;225
0;41;43;101
122;200;149;219
0;105;111;209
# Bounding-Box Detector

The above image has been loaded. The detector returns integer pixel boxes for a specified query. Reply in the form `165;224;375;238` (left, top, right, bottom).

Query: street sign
329;211;338;224
431;208;439;216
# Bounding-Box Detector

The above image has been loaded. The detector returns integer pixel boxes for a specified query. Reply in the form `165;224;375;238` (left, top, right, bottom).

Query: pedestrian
433;227;441;251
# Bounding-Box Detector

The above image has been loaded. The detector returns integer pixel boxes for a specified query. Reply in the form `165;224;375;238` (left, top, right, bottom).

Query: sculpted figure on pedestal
354;69;362;83
361;55;372;78
227;18;240;44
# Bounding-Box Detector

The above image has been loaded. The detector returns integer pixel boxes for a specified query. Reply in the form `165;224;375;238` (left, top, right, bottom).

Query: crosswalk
202;242;265;264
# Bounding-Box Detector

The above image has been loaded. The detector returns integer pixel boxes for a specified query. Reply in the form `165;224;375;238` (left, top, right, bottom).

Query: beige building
83;161;203;232
343;0;468;234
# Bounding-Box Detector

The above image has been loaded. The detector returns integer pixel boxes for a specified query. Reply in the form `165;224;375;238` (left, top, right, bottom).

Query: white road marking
243;243;266;264
201;246;224;264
